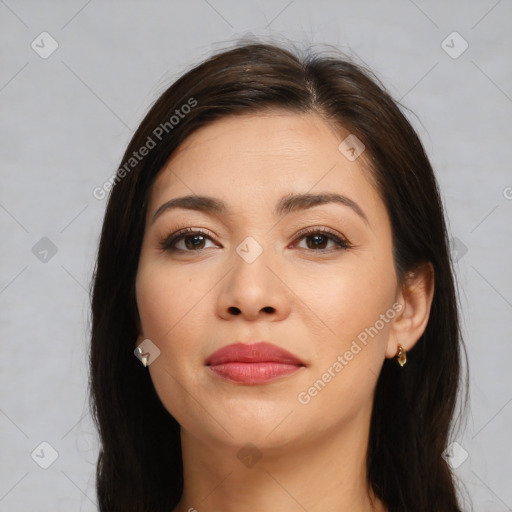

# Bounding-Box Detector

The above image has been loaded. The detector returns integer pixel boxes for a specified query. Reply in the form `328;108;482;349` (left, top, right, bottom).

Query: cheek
135;267;203;412
296;255;396;347
136;265;208;425
293;256;397;415
136;262;205;342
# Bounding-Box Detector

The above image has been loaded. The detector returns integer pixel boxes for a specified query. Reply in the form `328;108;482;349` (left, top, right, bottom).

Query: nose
215;244;292;322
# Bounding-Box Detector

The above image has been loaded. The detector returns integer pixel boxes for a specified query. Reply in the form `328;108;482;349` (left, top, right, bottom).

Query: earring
395;344;407;367
137;346;148;368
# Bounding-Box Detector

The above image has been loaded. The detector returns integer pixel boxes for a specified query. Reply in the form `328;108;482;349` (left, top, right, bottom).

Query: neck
173;406;387;512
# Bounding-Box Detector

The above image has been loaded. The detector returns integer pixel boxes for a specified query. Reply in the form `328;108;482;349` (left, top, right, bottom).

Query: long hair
89;39;469;511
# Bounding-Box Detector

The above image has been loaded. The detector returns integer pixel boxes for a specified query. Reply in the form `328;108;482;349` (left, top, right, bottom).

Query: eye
159;228;217;252
292;227;353;252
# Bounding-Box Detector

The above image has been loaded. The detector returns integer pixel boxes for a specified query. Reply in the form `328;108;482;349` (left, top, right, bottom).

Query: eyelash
158;226;353;253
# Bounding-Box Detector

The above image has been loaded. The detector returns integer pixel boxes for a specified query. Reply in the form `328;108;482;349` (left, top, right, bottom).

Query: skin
135;111;434;512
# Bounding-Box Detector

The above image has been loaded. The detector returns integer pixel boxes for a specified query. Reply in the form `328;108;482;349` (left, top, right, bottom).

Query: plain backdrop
1;1;511;511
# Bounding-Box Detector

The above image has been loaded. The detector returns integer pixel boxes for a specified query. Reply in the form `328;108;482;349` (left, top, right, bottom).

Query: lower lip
208;362;303;384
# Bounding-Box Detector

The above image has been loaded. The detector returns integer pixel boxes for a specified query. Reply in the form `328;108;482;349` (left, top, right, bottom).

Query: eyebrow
151;192;369;226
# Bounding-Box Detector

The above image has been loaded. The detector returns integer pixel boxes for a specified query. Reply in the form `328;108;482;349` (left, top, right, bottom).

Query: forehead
148;111;384;222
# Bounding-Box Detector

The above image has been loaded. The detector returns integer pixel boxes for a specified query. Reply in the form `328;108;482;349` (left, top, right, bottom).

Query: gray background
1;1;511;511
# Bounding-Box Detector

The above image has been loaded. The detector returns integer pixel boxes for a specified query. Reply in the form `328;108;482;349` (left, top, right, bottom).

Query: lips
206;342;305;366
205;342;305;384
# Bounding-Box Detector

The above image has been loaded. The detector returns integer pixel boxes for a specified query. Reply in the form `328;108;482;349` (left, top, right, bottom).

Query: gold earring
395;344;407;367
137;346;148;368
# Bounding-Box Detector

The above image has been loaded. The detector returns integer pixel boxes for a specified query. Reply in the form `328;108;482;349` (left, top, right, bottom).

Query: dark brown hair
89;39;469;511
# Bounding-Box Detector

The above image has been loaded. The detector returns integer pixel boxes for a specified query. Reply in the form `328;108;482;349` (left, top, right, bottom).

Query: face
135;111;402;450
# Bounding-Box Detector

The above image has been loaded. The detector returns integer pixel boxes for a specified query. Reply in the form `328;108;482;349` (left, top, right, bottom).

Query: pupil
187;235;204;249
309;234;326;249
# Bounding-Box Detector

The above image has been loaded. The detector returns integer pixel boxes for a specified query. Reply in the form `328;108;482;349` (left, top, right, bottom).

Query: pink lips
205;342;305;384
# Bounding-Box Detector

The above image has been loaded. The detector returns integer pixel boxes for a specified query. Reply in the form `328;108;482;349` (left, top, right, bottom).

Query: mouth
205;342;306;385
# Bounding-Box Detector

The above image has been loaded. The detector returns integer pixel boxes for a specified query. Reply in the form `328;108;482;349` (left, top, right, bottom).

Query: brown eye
160;228;217;252
294;228;352;252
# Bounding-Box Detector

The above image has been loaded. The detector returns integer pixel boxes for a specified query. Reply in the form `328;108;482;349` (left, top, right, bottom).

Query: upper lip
205;342;305;366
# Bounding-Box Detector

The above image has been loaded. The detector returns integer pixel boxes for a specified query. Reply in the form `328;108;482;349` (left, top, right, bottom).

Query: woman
89;40;468;511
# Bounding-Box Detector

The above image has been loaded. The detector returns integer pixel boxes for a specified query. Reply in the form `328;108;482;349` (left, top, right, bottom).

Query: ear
385;262;435;359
